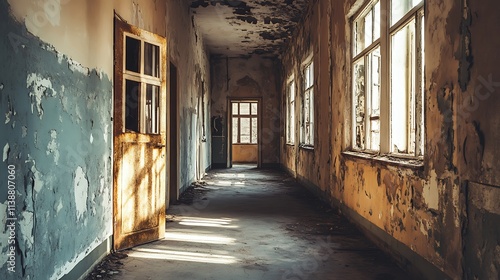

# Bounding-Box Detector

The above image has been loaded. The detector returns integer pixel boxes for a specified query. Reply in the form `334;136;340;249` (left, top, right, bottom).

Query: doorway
229;99;261;168
169;63;179;205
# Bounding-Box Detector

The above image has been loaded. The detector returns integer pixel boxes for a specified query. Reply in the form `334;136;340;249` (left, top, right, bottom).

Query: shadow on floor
103;166;409;280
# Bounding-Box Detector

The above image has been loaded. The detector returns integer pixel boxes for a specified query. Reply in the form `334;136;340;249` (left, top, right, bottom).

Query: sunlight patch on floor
129;248;238;264
165;231;236;244
170;216;239;228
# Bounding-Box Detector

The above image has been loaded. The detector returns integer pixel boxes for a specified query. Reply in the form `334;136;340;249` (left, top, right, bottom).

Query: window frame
122;32;163;135
231;101;258;145
300;56;314;148
350;0;424;158
286;76;296;145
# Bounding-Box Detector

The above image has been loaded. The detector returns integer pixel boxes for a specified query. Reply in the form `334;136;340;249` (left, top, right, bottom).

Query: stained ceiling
188;0;309;58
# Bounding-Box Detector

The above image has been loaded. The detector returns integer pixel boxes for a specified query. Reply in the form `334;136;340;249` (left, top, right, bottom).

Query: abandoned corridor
110;165;407;280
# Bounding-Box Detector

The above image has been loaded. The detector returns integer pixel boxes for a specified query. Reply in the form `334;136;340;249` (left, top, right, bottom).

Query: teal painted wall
0;1;113;278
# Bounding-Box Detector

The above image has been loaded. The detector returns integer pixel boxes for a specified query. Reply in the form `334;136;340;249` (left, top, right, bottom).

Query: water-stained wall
211;56;280;167
280;0;500;279
165;0;211;191
0;1;113;278
0;0;211;279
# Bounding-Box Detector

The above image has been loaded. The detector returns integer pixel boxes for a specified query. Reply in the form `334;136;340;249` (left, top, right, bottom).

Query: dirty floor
106;165;409;280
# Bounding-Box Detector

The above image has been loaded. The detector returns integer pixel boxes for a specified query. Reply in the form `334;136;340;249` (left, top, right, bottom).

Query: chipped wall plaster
7;0;114;77
0;0;113;278
1;0;212;278
74;166;88;220
2;143;8;162
165;0;212;190
280;0;500;279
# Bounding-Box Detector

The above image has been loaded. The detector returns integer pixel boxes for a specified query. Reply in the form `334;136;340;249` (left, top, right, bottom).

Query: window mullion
415;9;424;156
238;117;241;144
379;0;390;153
250;116;252;144
141;40;145;75
139;82;145;133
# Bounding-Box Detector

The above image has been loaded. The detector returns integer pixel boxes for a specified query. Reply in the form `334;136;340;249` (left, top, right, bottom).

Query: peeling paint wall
211;56;280;166
0;1;112;279
280;0;331;194
165;0;211;191
280;0;500;279
0;0;211;279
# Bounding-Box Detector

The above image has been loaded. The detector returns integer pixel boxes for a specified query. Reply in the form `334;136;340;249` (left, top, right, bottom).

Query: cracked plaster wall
165;0;211;191
280;0;500;279
0;1;112;279
1;0;211;278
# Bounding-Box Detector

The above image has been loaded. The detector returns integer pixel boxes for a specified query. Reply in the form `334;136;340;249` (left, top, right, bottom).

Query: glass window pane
391;0;421;25
391;20;416;153
251;103;258;115
370;119;380;151
289;79;295;144
354;1;380;56
367;47;381;149
232;103;239;115
364;10;373;46
308;89;314;145
251;117;258;144
144;43;160;77
354;19;364;56
304;63;313;88
353;58;365;149
240;117;251;143
126;36;141;73
369;47;381;117
145;84;160;134
240;103;250;115
310;63;314;87
373;1;380;41
125;80;140;132
232;117;238;144
304;91;310;124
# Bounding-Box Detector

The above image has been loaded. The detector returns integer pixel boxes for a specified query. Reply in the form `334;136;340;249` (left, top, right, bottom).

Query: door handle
153;143;166;148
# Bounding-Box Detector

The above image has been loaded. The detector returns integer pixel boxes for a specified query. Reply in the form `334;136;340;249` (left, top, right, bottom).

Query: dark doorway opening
169;63;179;204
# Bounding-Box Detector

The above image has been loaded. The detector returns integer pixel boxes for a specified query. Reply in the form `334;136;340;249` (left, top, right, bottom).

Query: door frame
227;97;262;168
167;61;179;207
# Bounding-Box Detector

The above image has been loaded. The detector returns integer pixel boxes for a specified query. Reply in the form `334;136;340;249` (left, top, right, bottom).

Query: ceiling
188;0;309;58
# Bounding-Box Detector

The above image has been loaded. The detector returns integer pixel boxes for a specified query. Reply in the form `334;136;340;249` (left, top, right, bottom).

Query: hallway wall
211;56;280;167
0;0;210;279
280;0;500;279
165;0;211;193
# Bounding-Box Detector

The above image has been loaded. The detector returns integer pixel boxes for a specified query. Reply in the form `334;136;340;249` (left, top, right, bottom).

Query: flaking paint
280;0;500;278
0;1;113;277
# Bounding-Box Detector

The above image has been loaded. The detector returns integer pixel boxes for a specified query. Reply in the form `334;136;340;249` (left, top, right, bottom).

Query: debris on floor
105;166;409;280
172;180;210;205
85;252;128;280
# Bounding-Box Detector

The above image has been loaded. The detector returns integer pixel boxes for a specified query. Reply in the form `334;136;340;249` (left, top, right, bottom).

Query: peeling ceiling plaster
189;0;309;58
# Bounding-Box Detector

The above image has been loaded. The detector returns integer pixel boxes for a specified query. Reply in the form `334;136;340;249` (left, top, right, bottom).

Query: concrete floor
112;165;408;280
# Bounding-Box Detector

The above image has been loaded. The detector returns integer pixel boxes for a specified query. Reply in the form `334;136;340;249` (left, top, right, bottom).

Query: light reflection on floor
127;216;239;265
130;247;238;264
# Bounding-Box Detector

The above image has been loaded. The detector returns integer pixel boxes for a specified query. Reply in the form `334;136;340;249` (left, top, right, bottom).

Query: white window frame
286;76;296;145
351;0;424;158
301;56;314;147
232;101;258;144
